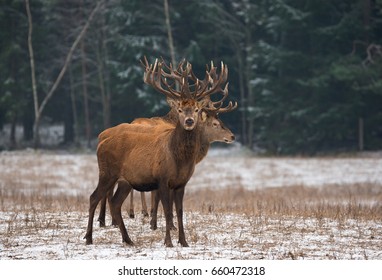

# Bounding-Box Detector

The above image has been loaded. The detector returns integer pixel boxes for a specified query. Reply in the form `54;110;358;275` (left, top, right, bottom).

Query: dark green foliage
0;0;381;153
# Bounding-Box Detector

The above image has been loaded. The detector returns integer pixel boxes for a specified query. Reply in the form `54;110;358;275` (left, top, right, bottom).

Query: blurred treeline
1;0;382;154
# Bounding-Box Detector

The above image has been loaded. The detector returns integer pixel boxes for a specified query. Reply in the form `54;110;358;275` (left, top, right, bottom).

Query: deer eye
178;109;183;113
194;108;199;113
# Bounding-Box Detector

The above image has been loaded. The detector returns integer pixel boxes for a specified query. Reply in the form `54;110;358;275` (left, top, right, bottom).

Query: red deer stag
96;59;236;227
97;109;235;225
85;58;235;247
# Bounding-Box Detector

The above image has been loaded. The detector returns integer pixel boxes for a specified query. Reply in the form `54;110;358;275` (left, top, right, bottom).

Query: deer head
141;57;237;131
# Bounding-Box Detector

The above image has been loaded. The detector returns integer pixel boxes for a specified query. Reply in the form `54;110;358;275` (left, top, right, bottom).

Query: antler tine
217;100;238;114
142;57;183;99
141;57;232;103
196;61;228;101
203;82;233;113
158;57;192;98
212;82;229;105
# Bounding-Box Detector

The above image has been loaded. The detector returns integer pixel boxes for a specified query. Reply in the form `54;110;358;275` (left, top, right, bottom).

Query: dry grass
0;151;381;259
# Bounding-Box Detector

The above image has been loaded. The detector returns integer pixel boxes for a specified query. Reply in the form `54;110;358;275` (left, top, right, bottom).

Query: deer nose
224;134;235;143
185;118;194;126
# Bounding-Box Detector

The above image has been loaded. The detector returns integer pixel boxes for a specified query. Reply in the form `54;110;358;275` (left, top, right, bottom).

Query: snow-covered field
0;148;381;260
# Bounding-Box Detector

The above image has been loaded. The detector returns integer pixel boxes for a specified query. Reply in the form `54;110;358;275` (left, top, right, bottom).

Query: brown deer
96;58;236;227
84;58;236;247
96;109;235;226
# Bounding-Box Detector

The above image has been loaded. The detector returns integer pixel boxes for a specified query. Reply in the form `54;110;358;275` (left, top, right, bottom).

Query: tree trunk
69;64;79;145
236;50;248;146
164;0;176;69
9;114;17;149
96;13;111;129
81;37;91;148
25;0;40;148
358;117;364;151
245;29;254;149
25;0;103;148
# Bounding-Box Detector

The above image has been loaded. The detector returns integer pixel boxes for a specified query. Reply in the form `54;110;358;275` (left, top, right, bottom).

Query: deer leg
150;190;156;217
97;195;107;227
128;189;135;218
141;192;149;217
110;182;133;245
84;176;117;245
150;190;160;230
97;184;116;227
174;185;188;247
169;190;177;230
150;189;176;230
158;184;173;247
108;184;118;226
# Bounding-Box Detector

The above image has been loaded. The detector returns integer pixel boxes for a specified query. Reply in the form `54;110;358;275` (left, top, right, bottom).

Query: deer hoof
123;238;134;246
150;219;157;230
165;241;174;248
170;224;177;231
142;210;149;217
98;219;106;227
84;235;93;245
179;240;189;247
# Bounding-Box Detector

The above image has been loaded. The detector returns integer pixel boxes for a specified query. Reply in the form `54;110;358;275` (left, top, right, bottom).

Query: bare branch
38;0;104;116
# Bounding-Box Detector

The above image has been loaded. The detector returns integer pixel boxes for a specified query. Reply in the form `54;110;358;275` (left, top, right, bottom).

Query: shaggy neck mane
170;122;202;164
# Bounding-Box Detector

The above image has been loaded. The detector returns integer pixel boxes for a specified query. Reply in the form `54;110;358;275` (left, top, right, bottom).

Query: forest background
1;0;382;155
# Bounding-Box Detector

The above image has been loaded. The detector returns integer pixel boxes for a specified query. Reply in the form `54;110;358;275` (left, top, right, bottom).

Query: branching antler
140;56;237;112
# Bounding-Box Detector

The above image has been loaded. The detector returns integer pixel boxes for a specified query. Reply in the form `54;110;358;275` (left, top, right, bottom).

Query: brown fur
96;109;235;228
85;99;209;247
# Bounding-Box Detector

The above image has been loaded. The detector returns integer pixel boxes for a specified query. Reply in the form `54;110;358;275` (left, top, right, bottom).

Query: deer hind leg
174;185;188;247
110;181;134;245
108;184;118;226
97;196;107;227
97;184;115;227
84;176;117;245
128;189;135;218
141;192;149;217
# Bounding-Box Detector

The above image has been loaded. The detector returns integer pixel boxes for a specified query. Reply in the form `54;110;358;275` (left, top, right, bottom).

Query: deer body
85;99;206;247
85;57;237;247
97;109;234;226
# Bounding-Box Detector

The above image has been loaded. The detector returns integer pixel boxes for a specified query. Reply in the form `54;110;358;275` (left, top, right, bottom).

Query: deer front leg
158;184;173;247
174;185;188;247
150;190;160;230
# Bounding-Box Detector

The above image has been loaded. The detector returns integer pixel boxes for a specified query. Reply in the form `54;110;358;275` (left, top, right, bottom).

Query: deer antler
194;61;228;101
141;56;185;99
203;82;238;114
141;57;232;105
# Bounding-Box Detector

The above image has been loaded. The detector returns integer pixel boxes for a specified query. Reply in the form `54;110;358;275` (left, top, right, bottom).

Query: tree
25;0;103;148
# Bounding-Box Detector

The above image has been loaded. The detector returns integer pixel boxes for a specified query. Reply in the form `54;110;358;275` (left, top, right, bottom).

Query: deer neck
170;122;202;164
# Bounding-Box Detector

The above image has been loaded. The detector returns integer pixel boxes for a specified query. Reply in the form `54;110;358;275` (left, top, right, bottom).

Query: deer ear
201;111;207;122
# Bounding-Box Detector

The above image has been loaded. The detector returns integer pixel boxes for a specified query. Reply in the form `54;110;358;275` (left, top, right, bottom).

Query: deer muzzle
224;134;235;143
184;118;195;130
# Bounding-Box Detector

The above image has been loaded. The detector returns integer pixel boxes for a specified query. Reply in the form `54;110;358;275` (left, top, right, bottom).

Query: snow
0;149;381;260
